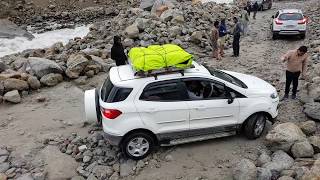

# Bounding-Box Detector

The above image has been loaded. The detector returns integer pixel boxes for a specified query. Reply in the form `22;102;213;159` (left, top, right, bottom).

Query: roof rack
134;65;195;80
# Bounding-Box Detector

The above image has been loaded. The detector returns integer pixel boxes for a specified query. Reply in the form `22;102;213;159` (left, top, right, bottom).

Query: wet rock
27;57;63;78
265;122;306;152
66;54;89;79
40;73;63;86
262;150;294;173
190;31;203;44
27;76;41;90
3;90;21;103
256;151;271;167
291;141;314;158
233;159;257;180
256;167;272;180
309;136;320;153
125;24;139;39
277;176;294;180
120;159;136;177
304;102;320;121
3;78;29;91
299;121;317;135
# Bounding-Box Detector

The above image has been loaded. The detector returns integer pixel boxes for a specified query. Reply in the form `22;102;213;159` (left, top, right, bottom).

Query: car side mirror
227;92;236;104
271;15;274;18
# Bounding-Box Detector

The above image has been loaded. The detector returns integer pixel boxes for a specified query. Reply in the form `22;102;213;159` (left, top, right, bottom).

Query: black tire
244;113;267;139
121;132;155;160
300;34;306;39
95;89;102;126
272;32;278;40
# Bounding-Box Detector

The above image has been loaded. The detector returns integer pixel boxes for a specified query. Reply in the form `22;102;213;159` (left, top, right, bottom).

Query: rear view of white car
271;9;308;39
85;62;279;160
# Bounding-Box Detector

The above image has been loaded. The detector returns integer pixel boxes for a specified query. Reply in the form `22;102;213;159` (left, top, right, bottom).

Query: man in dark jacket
252;1;259;19
218;19;227;57
111;36;127;66
232;17;242;57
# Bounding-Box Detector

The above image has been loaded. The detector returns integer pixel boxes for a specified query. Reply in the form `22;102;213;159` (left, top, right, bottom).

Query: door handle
195;105;206;110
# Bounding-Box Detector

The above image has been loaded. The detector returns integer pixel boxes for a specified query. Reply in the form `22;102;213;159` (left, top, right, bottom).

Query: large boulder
256;151;271;167
139;0;156;11
3;78;29;91
265;122;307;152
233;159;257;180
309;136;320;153
66;54;89;79
125;24;140;39
27;57;63;78
190;31;203;44
40;73;63;86
299;121;317;135
291;141;314;158
90;56;111;72
3;90;21;103
262;150;294;173
27;76;41;90
304;102;320;121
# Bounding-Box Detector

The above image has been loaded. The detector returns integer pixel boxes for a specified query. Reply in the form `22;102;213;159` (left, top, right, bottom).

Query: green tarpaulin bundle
128;44;193;72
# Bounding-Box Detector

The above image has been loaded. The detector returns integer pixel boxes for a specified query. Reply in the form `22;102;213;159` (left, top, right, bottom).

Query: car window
207;69;248;89
183;79;228;100
101;76;132;103
279;13;303;20
140;81;185;101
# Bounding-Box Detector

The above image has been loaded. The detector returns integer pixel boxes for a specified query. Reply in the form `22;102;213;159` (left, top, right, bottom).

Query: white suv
84;62;279;160
271;9;308;39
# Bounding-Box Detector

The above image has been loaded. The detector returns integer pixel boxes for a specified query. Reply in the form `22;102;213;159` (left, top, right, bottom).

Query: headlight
270;92;278;99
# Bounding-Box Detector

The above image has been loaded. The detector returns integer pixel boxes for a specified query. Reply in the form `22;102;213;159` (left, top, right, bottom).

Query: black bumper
104;133;123;146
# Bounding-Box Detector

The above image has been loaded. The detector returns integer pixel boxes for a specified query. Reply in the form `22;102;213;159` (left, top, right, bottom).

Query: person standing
111;36;128;66
252;1;259;20
246;1;251;16
232;17;242;57
211;20;221;60
218;19;227;57
240;7;250;36
281;46;308;100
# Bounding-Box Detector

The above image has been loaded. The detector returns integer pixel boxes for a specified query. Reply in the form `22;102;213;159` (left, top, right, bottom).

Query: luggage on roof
128;44;193;73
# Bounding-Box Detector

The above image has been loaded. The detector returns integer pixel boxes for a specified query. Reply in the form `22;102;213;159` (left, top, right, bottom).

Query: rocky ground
0;0;320;179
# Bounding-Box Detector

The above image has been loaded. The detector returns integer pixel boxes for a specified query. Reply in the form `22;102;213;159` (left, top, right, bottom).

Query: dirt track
0;0;314;179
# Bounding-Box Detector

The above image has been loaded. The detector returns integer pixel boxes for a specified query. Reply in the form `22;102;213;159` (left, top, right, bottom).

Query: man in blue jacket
218;19;227;57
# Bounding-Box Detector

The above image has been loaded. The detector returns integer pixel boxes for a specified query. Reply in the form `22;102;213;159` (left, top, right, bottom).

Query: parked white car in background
271;9;308;39
84;62;279;160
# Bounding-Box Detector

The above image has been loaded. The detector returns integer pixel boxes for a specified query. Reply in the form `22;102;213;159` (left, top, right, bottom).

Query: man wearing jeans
281;46;308;100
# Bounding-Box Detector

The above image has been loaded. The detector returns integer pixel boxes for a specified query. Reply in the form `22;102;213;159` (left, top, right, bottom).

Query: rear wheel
244;113;267;139
95;89;102;125
121;132;155;160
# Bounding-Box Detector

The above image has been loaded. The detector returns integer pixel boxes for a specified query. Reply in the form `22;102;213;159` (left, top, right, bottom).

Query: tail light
275;19;283;25
298;18;307;24
101;108;122;119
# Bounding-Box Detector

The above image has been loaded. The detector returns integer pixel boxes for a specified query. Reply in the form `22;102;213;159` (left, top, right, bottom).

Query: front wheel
300;33;306;39
121;132;155;160
272;32;278;40
244;113;267;139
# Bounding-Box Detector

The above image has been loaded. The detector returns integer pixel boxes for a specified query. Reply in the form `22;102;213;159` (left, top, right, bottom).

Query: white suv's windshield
208;69;248;89
279;13;303;20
